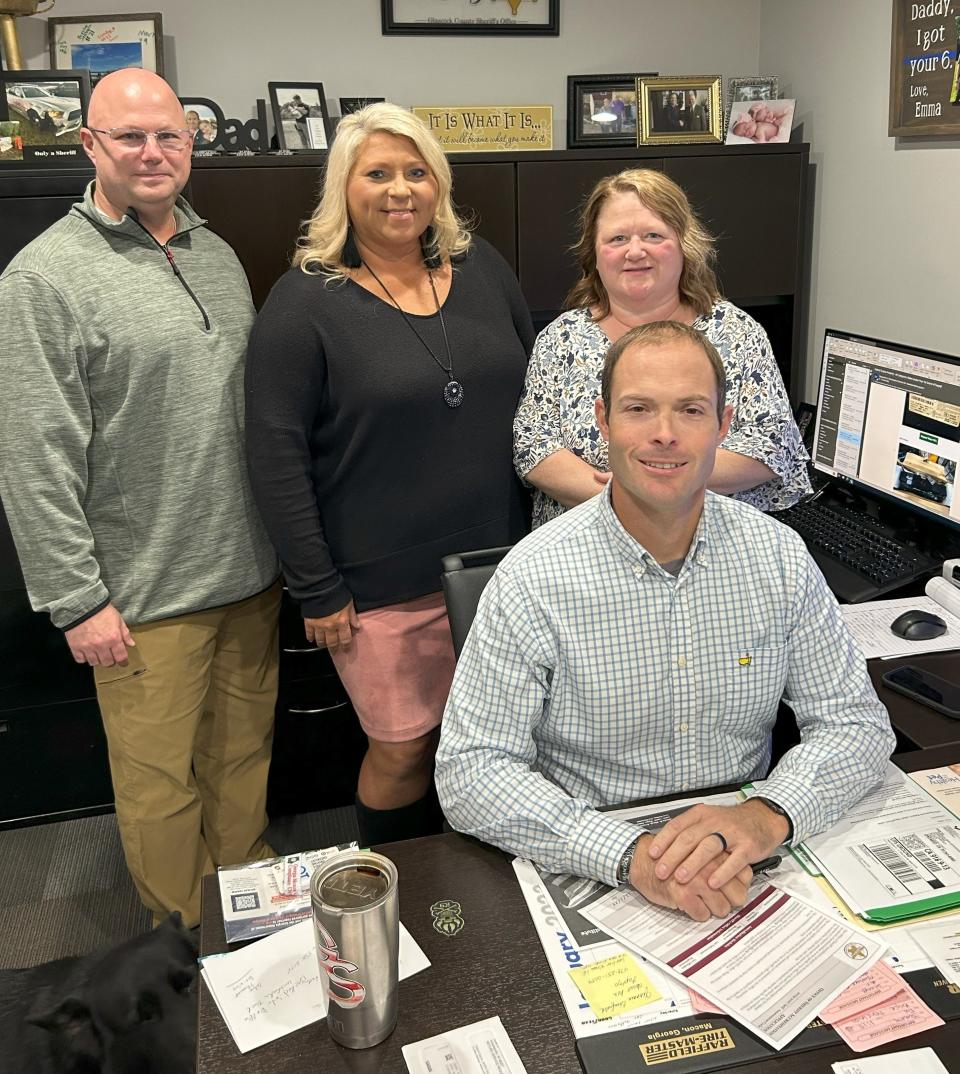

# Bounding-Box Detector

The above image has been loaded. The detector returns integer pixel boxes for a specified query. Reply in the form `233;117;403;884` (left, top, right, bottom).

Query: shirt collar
596;482;715;577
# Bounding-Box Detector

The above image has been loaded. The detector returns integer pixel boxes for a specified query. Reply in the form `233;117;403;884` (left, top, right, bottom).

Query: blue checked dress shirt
435;484;896;887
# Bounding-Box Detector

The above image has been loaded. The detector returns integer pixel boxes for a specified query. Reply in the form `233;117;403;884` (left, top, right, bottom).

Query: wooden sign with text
412;106;552;151
889;0;960;136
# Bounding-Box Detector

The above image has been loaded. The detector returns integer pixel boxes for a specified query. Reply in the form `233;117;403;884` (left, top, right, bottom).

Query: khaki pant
94;583;280;927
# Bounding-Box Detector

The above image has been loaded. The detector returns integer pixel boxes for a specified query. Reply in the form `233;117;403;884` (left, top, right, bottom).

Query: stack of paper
580;879;887;1050
201;918;430;1053
798;763;960;924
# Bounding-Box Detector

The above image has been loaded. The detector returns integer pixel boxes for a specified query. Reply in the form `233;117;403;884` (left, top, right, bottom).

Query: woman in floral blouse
513;168;811;527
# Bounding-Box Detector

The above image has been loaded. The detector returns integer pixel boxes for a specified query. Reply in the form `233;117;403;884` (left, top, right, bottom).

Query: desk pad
576;968;960;1073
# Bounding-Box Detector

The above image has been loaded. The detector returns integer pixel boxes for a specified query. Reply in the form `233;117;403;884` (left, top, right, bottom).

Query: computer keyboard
773;499;938;596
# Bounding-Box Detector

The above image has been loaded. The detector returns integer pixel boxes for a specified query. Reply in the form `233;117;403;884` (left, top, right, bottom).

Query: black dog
0;914;197;1074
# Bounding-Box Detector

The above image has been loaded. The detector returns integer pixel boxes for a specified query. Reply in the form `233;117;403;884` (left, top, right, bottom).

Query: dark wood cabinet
0;143;811;826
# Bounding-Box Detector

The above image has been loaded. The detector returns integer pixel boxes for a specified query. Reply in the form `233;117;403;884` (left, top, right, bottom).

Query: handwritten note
832;987;944;1053
820;961;905;1024
568;953;661;1020
201;918;429;1053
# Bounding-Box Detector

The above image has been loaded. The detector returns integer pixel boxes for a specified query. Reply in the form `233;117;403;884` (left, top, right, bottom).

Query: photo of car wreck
5;81;83;143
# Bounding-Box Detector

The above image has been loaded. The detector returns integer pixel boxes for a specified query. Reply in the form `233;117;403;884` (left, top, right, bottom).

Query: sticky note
568;953;661;1020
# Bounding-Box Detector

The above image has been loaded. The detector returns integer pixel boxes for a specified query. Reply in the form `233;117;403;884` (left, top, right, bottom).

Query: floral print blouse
513;302;812;528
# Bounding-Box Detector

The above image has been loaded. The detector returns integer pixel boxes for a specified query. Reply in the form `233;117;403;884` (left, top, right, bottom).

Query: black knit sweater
245;238;534;617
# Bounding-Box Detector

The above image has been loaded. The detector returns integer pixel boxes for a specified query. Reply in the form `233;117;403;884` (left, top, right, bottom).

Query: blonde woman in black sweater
246;103;533;844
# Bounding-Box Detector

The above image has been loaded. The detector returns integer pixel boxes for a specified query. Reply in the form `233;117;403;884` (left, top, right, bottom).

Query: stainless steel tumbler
310;850;399;1049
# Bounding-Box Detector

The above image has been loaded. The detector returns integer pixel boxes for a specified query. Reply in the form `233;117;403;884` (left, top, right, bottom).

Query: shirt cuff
566;809;650;887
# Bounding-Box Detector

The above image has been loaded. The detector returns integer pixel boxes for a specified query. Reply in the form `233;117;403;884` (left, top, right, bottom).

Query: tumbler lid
311;851;397;912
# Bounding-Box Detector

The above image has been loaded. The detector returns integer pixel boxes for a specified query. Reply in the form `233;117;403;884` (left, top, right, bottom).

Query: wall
16;0;762;135
760;0;960;401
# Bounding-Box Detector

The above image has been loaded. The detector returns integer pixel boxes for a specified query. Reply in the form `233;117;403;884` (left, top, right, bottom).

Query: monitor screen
812;329;960;532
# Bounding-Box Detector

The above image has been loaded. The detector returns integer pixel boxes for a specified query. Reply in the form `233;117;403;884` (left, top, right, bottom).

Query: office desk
199;753;960;1074
871;651;960;749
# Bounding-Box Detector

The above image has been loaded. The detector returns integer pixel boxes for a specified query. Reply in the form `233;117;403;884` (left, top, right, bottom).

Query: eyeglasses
87;127;197;151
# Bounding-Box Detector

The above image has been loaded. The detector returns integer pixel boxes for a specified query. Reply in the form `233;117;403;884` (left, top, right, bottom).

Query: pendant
443;380;464;408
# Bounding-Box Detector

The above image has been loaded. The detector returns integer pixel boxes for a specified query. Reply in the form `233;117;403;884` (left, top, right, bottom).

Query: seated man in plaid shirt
436;321;895;921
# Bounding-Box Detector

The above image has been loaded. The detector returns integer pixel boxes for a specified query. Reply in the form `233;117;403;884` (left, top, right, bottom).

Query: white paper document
832;1046;949;1073
800;762;960;920
580;880;886;1050
838;595;960;659
512;791;742;1040
200;917;430;1053
402;1016;528;1074
909;920;960;986
909;766;960;818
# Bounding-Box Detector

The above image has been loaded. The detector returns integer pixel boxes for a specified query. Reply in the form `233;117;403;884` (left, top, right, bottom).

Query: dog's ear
159;911;183;930
27;994;92;1035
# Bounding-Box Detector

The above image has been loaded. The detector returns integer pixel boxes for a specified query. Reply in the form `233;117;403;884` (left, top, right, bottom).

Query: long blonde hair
294;102;472;278
565;168;719;319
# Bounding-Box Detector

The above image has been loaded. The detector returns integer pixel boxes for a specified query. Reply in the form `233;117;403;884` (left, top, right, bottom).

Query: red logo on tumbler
315;921;366;1008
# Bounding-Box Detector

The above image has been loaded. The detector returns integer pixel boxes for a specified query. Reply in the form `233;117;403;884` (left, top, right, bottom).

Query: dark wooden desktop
198;748;960;1074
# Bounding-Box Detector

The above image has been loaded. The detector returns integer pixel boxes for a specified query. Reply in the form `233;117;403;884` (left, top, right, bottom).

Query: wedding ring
711;831;728;852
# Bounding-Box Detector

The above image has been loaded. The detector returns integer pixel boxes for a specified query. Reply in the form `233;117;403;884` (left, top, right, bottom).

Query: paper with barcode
799;763;960;916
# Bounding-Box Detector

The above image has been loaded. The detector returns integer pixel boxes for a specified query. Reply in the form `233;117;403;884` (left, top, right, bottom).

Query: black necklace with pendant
361;260;463;408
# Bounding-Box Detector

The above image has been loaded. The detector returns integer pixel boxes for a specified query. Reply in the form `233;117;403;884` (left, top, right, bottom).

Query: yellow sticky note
568;953;661;1020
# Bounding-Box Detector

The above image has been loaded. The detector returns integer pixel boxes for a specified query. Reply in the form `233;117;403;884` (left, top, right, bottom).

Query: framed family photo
47;13;163;86
179;97;224;152
0;68;91;166
638;75;722;145
268;82;332;151
566;72;656;149
382;0;559;36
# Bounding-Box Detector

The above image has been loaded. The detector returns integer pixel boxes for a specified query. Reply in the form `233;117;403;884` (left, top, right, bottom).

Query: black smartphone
882;665;960;719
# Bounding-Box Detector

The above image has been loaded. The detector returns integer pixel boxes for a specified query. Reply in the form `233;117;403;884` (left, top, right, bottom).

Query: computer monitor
812;329;960;534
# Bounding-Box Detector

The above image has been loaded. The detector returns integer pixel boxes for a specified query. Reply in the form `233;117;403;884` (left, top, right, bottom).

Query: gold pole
0;13;24;70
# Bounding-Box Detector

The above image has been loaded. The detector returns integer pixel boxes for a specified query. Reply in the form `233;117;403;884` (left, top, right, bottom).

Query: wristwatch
754;796;794;842
616;836;641;886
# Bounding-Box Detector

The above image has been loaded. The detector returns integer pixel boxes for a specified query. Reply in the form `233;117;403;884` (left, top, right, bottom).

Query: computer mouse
890;609;948;641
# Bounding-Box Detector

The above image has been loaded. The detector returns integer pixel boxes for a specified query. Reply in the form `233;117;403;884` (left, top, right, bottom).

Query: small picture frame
268;82;332;151
179;97;224;153
382;0;559;36
566;73;657;149
725;98;796;145
0;68;91;166
339;97;385;116
47;13;164;86
638;76;722;145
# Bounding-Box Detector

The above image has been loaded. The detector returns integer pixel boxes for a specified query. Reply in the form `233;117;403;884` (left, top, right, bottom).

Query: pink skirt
330;592;456;743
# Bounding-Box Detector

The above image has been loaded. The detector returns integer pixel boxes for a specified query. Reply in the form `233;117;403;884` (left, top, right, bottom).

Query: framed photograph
727;76;780;106
725;98;795;145
566;73;657;149
339;97;386;116
180;97;224;153
638;75;722;145
268;82;331;151
0;68;91;166
382;0;559;36
47;13;163;86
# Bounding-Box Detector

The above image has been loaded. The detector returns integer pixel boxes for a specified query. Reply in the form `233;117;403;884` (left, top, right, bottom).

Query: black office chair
440;546;513;658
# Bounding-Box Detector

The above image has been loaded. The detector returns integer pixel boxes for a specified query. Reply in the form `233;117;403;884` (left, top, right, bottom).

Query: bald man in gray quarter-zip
0;70;280;927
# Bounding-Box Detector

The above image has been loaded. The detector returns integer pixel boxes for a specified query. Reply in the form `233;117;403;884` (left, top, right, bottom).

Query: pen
751;855;782;875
